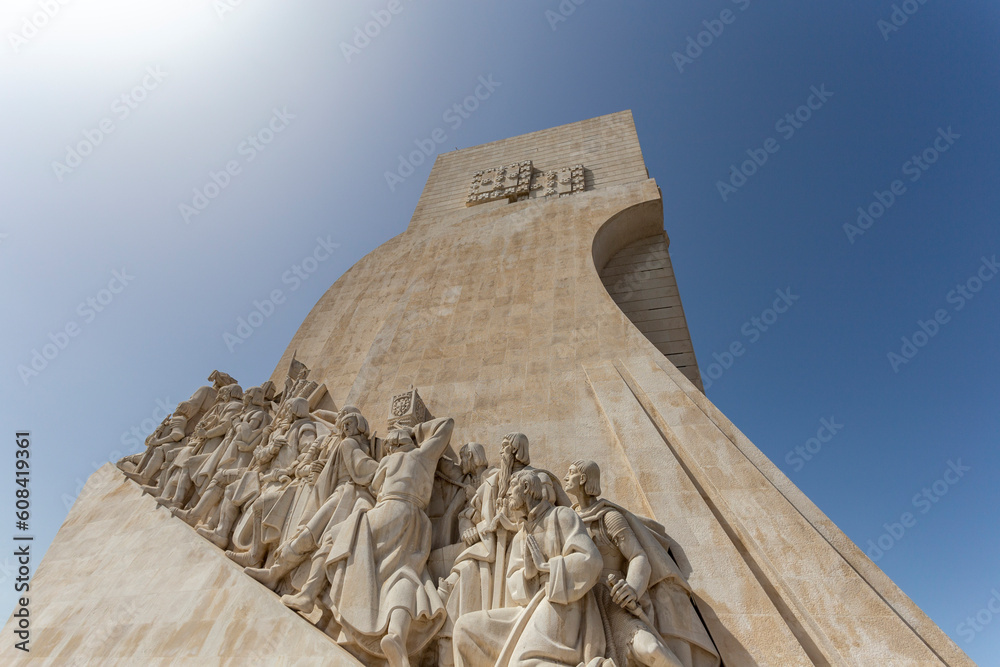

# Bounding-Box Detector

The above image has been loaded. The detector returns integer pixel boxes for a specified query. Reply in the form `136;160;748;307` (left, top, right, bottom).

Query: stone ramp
1;464;361;666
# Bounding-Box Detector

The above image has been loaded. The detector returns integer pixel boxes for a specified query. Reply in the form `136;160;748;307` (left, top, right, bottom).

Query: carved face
507;477;530;519
459;444;484;475
563;464;585;497
340;414;359;438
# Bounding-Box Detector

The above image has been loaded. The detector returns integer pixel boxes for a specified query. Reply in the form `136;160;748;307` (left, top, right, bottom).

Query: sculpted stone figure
196;397;301;549
151;383;244;508
322;417;455;667
440;432;571;651
115;372;726;667
120;371;238;485
452;442;493;540
246;408;378;597
452;468;608;667
428;441;492;551
225;396;322;567
121;398;200;485
567;461;720;667
172;385;272;528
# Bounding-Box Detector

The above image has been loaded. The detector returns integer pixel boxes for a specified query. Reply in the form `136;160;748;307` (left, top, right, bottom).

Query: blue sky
1;0;997;662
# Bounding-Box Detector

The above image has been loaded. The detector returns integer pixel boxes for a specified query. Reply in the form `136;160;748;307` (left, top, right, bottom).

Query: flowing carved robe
576;499;720;667
231;417;315;551
192;404;270;492
322;418;454;660
285;434;378;591
445;464;572;634
453;503;605;667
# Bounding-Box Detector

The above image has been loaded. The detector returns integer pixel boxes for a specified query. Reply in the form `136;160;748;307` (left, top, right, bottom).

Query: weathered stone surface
2;463;361;665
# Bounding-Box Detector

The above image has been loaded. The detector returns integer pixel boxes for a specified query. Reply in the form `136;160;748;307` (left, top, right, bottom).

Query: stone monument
5;112;974;665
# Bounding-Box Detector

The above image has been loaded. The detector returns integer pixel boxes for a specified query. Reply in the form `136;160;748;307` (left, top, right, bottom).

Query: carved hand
462;527;481;547
610;578;638;610
490;512;517;533
525;535;549;576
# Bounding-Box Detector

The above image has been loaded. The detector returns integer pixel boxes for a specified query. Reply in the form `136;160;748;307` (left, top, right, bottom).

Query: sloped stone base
2;464;361;666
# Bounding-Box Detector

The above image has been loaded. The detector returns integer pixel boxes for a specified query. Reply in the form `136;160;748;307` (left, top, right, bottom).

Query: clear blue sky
1;0;997;662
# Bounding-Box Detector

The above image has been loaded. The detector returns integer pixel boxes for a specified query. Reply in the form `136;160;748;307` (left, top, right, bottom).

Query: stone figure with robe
225;396;323;567
322;417;455;667
148;383;244;506
120;370;234;485
439;432;572;651
566;460;720;667
172;385;272;529
452;468;607;667
246;407;378;600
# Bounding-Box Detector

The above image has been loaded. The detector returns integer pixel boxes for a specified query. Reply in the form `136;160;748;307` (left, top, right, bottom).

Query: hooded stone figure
566;460;720;667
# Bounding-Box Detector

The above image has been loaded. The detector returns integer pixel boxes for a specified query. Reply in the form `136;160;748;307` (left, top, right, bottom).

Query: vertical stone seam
612;359;847;667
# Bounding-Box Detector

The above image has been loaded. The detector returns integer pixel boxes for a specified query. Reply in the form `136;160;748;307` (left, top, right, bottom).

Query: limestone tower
6;112;973;666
